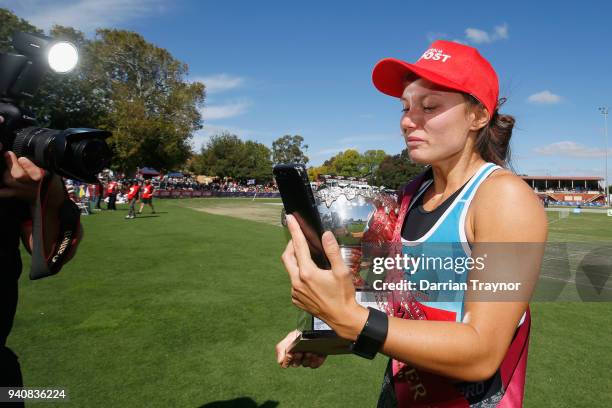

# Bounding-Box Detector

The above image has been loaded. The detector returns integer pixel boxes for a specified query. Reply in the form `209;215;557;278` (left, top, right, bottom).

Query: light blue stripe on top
401;162;501;321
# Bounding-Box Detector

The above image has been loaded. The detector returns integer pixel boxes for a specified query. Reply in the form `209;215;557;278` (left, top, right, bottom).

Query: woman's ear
469;106;490;131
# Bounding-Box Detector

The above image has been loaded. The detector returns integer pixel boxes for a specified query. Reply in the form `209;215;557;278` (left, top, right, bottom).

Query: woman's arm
282;173;547;381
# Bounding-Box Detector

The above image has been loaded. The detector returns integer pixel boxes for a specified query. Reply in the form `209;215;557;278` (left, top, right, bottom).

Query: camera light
47;41;78;73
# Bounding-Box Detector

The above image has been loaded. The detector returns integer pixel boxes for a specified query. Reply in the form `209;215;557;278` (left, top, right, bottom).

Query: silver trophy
288;176;399;355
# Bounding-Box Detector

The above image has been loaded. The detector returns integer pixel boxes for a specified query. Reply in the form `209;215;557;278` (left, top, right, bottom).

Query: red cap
372;40;499;116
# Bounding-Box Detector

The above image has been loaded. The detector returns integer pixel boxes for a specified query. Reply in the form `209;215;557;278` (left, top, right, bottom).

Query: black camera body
0;32;111;183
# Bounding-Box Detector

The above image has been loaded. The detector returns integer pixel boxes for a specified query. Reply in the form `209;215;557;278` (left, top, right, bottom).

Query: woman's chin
407;149;430;165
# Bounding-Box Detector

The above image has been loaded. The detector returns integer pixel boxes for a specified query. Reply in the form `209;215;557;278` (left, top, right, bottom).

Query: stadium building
521;175;606;206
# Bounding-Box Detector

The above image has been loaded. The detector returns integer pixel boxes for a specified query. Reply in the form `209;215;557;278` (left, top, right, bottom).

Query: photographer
0;115;82;396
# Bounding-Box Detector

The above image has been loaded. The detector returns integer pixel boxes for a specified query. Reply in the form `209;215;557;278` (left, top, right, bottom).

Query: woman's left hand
281;214;368;341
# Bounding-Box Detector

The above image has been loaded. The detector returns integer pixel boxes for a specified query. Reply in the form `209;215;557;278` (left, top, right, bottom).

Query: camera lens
10;126;111;183
12;126;65;169
69;138;111;176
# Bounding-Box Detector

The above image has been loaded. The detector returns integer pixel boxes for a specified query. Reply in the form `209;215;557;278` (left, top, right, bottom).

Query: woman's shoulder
477;168;538;203
470;167;547;241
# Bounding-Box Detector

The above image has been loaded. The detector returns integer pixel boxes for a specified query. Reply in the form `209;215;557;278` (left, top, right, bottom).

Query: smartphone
273;164;330;269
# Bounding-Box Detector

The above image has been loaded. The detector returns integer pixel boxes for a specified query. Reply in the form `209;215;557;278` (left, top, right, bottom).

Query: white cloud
465;28;491;44
199;100;250;121
528;90;563;104
464;23;509;44
0;0;165;34
192;74;245;94
494;23;509;40
533;141;611;158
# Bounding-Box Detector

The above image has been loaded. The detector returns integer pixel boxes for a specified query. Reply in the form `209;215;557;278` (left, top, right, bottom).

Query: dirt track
189;203;283;227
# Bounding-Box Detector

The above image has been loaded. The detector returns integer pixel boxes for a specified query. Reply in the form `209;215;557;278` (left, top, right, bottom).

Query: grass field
8;198;612;407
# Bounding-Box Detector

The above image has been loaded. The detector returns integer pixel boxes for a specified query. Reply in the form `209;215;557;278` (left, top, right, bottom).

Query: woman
276;40;547;407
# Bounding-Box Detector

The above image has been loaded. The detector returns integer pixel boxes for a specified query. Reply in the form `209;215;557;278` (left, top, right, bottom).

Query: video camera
0;32;111;183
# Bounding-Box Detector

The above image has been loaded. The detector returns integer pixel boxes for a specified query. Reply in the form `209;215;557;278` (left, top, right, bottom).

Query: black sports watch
350;307;389;359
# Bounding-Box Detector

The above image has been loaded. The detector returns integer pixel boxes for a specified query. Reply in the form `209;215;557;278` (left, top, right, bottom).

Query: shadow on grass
198;397;279;408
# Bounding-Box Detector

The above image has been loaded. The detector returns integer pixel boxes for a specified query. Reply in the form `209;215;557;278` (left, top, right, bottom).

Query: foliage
271;135;309;165
193;133;272;183
89;29;205;172
0;9;41;53
0;9;205;174
374;149;424;189
308;149;387;181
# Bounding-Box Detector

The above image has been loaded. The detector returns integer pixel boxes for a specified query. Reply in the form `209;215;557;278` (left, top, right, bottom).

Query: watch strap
350;307;388;359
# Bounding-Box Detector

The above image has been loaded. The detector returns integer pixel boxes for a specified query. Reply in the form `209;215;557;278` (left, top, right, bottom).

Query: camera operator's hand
1;114;79;262
0;115;64;206
0;151;64;207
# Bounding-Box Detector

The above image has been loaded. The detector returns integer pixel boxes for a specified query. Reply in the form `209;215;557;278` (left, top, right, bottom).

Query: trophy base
288;331;352;355
290;291;387;355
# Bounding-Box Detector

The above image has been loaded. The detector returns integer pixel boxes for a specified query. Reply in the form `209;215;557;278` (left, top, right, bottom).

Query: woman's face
400;78;480;164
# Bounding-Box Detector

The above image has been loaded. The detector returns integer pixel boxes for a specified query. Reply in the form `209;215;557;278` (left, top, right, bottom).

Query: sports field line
539;273;612;289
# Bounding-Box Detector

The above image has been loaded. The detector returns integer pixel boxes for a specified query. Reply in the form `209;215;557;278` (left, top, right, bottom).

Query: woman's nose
400;112;419;131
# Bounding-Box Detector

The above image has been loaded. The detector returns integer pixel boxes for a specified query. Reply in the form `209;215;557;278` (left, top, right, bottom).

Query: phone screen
274;164;330;269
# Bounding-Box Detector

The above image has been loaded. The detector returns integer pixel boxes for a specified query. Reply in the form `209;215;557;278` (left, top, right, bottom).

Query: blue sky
2;0;612;180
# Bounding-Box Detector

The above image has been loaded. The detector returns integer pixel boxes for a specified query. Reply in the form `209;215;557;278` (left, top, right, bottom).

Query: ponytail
465;95;514;167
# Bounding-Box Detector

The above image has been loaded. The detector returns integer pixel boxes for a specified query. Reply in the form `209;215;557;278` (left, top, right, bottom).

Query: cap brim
372;58;470;98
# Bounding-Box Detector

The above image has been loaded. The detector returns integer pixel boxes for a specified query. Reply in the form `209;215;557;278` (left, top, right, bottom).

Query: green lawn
7;199;612;407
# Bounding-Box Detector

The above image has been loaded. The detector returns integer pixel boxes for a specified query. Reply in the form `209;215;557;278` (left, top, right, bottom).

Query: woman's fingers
281;240;300;285
303;352;326;368
285;214;314;268
321;231;346;274
276;330;300;367
290;352;304;367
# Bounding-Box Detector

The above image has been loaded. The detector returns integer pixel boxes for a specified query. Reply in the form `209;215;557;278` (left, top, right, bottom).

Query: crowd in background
64;171;279;213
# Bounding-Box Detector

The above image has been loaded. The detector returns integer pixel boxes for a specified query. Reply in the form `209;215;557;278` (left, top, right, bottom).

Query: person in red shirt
125;181;141;219
106;180;118;210
138;179;156;214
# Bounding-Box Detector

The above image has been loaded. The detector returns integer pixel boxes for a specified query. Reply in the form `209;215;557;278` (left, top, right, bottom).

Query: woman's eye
401;107;410;113
423;106;436;112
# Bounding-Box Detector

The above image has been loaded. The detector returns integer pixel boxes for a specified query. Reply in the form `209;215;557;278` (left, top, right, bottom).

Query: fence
153;190;281;199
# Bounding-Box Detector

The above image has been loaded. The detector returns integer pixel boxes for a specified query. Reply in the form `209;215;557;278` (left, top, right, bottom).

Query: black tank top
401;175;472;241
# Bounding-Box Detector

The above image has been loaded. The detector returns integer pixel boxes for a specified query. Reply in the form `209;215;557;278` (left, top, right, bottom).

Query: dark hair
464;94;514;167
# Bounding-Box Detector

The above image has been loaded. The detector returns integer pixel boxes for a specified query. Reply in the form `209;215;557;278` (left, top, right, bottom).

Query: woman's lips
406;136;425;145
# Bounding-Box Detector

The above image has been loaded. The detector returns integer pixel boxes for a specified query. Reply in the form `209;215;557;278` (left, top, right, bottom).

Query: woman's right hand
275;330;327;369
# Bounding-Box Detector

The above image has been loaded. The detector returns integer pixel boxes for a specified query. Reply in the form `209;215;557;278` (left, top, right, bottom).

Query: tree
362;149;387;182
30;25;108;130
374;149;424;189
308;149;387;181
0;12;105;130
329;149;366;177
242;140;273;183
195;133;244;179
89;29;205;173
272;135;309;164
193;133;273;183
0;9;41;53
0;10;205;173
